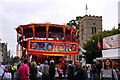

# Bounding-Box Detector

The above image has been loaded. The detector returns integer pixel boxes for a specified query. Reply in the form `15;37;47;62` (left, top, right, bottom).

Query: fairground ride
15;23;79;64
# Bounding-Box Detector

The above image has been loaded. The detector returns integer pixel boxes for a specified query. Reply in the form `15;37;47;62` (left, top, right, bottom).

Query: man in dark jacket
49;61;55;80
73;60;87;80
67;60;74;80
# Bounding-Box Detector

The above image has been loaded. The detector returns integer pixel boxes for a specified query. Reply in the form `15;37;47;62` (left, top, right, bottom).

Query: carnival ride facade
15;23;79;63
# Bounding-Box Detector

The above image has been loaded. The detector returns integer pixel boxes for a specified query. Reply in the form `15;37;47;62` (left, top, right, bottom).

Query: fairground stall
96;34;120;68
15;23;79;64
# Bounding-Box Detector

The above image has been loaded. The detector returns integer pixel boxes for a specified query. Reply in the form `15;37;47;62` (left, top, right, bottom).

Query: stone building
0;43;3;63
0;42;10;64
77;15;102;47
118;1;120;25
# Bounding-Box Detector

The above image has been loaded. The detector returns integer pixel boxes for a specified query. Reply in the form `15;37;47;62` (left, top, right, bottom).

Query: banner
27;40;78;55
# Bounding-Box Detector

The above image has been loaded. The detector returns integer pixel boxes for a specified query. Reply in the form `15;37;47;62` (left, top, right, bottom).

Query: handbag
112;69;115;80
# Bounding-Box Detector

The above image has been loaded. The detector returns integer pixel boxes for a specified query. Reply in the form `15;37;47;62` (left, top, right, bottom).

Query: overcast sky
0;0;119;56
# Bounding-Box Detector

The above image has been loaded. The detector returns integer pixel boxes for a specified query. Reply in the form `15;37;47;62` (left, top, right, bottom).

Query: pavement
55;77;68;80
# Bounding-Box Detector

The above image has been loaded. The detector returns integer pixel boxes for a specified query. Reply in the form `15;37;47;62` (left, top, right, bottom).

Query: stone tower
77;15;102;47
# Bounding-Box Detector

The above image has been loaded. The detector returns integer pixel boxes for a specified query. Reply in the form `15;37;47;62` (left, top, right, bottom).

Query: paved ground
55;77;68;80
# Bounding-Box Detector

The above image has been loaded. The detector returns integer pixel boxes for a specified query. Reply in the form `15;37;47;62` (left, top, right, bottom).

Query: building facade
0;43;3;63
118;1;120;25
78;15;102;46
0;43;10;64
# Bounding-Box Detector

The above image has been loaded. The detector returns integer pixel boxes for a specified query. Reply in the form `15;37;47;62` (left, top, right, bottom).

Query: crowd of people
0;58;119;80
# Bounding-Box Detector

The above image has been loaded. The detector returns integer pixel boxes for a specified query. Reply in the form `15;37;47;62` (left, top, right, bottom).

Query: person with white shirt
0;63;5;80
39;61;44;73
2;68;12;80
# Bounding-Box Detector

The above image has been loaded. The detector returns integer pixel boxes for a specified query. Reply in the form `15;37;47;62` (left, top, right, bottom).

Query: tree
82;28;120;64
83;32;102;64
118;23;120;29
67;19;79;30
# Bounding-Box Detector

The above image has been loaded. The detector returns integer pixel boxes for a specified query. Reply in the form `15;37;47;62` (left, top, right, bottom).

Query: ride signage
27;39;78;55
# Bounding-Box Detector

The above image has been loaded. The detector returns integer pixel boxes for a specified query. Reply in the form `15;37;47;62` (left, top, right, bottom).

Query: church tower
77;15;102;46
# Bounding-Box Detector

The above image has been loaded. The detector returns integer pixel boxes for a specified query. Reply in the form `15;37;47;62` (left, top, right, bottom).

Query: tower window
92;27;96;34
92;23;96;34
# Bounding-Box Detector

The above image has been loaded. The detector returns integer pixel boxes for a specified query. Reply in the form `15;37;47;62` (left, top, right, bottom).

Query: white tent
96;56;120;60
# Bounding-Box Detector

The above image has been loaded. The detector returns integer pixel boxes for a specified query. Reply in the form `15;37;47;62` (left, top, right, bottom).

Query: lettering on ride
30;42;77;52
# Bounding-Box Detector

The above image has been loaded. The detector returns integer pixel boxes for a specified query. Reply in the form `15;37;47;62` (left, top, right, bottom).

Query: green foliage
83;28;120;64
67;19;79;30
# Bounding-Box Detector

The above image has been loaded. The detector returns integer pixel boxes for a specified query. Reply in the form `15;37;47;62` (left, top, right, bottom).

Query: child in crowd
58;66;63;80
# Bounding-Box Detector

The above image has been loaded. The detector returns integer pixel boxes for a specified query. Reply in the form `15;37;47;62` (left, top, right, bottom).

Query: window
92;23;96;34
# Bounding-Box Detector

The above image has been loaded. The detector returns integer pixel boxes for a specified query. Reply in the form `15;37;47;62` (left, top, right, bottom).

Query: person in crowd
49;60;55;80
7;65;12;73
39;61;44;73
100;58;118;80
36;65;42;79
58;65;63;80
17;61;23;70
115;64;120;80
63;61;67;79
84;65;89;79
11;63;17;80
67;60;74;80
96;61;102;79
86;66;91;80
17;59;30;80
29;61;37;80
73;60;87;80
2;68;12;80
37;63;40;72
91;63;98;80
42;60;49;80
0;63;5;80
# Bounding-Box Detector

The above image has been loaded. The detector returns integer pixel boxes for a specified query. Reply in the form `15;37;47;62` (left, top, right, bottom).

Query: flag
85;4;88;15
97;38;101;49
